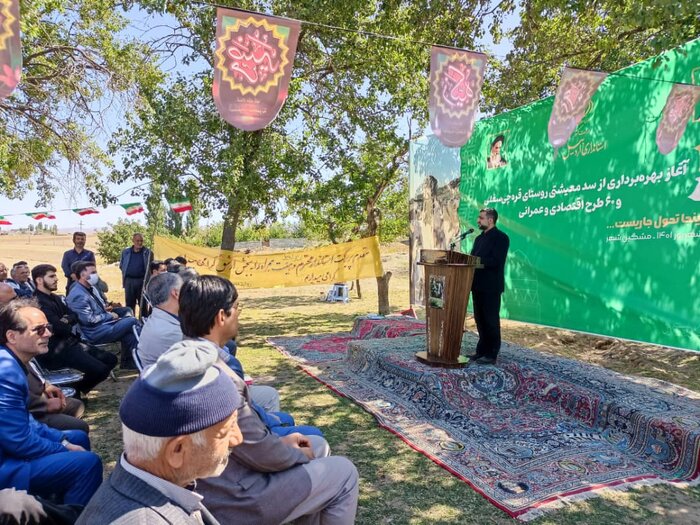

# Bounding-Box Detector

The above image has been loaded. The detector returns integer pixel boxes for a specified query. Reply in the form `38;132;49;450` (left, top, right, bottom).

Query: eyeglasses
28;323;52;336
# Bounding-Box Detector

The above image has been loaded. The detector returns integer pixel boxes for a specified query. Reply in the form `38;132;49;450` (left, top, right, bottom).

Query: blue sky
0;5;517;232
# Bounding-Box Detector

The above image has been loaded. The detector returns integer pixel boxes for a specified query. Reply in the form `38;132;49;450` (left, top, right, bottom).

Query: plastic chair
29;359;83;389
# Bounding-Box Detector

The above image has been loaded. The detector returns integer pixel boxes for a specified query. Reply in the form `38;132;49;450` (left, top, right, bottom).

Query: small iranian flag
73;207;99;216
120;202;145;216
168;198;193;213
26;212;56;220
0;216;11;225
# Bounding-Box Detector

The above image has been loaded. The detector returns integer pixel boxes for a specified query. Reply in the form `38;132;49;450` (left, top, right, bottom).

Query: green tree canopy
0;0;162;205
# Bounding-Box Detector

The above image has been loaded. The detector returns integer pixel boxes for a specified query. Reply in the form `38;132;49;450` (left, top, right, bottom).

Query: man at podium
469;208;510;365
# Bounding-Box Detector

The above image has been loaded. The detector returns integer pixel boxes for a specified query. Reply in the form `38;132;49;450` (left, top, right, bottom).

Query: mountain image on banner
213;8;301;131
26;212;56;220
168;198;193;213
73;207;99;216
0;0;21;99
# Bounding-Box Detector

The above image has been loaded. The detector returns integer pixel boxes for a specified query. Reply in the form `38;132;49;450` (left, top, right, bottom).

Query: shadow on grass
84;289;700;525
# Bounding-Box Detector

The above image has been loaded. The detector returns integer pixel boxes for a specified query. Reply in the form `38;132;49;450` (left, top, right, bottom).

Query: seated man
33;264;118;395
139;273;275;413
178;275;320;437
139;260;167;318
136;272;185;371
27;360;89;434
69;261;131;319
6;262;34;298
0;299;103;506
77;340;243;524
66;261;139;370
0;282;17;305
179;275;359;525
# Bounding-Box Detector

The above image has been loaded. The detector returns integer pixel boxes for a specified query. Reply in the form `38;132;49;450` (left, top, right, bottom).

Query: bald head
0;283;17;305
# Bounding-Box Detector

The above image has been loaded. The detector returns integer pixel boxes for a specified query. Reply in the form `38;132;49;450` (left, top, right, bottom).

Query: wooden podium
416;249;481;368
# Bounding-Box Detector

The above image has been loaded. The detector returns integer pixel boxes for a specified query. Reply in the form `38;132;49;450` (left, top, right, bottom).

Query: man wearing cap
179;275;359;525
77;340;243;524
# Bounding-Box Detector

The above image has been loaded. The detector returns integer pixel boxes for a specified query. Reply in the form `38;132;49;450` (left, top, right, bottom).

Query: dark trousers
86;318;139;367
27;431;102;506
35;397;89;434
123;276;144;312
472;290;502;359
36;341;117;394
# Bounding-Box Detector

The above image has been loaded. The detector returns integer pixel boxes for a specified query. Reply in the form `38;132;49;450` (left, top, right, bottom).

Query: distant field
0;234;123;301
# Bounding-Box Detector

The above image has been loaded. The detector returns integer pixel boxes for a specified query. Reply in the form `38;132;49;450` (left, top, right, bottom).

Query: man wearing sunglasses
0;299;103;506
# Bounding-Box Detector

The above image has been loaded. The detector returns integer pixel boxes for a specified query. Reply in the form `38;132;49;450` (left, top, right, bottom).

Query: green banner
458;39;700;351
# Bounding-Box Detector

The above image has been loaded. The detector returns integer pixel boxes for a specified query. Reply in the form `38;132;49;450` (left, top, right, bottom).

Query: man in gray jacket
180;275;359;525
77;340;243;524
137;273;281;414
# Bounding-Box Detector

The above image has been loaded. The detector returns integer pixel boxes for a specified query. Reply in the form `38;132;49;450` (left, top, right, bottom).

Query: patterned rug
269;318;700;520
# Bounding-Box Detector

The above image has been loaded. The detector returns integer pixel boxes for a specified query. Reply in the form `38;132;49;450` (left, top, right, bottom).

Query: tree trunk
377;271;392;315
221;203;240;252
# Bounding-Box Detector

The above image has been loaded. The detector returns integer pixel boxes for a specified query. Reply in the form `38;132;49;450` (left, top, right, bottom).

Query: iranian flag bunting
26;212;56;220
73;207;99;216
120;202;144;216
0;216;11;225
168;198;193;213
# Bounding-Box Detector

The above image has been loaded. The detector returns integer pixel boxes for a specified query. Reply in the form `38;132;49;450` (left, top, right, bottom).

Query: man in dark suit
33;264;117;394
469;208;510;365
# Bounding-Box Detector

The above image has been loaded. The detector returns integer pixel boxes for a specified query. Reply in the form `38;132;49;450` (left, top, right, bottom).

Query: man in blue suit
66;261;140;370
0;299;102;506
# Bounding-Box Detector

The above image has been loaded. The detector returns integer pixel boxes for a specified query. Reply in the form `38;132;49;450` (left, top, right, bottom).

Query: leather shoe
467;353;480;361
474;357;497;365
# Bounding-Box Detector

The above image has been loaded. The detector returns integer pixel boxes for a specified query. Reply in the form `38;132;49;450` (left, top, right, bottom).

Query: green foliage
115;0;503;250
0;1;163;205
96;219;150;264
487;0;700;112
178;221;302;247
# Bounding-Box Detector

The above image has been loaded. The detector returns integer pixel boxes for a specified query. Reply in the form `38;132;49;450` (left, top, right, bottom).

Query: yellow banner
153;236;384;288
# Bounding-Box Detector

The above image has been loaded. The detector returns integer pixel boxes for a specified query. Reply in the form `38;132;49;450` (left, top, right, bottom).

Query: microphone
449;228;475;250
456;228;475;241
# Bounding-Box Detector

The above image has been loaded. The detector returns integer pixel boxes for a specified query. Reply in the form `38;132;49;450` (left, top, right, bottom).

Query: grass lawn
3;234;699;524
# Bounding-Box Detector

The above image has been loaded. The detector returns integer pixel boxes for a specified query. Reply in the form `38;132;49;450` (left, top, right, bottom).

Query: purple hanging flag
429;46;487;148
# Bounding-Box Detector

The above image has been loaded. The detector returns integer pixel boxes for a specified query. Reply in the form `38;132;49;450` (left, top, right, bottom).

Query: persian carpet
269;318;700;520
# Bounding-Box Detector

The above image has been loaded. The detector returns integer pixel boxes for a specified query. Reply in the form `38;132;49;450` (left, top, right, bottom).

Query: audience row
0;232;359;524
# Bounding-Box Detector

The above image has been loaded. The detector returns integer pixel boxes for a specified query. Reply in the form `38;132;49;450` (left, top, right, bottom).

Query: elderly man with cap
76;340;243;524
180;275;359;525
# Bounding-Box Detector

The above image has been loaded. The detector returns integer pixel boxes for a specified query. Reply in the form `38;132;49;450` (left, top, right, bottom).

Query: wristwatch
61;437;70;447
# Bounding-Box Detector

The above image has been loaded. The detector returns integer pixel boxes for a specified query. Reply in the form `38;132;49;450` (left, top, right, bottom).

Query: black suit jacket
34;290;79;353
470;227;510;294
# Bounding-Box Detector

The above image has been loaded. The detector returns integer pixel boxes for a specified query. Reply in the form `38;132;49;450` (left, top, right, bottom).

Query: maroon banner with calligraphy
548;68;607;156
213;8;301;131
0;0;21;99
429;47;487;148
656;83;700;155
